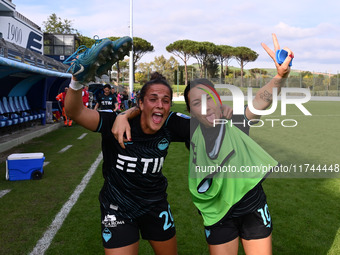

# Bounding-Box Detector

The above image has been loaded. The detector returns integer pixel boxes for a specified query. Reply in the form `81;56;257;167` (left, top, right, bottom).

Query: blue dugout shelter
0;1;72;127
0;38;71;126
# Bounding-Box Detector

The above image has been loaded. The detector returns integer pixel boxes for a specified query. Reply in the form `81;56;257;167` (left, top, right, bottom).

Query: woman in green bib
184;79;275;254
183;34;293;255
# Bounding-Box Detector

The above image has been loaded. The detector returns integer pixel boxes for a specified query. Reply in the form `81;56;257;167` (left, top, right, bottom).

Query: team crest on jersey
158;138;169;150
176;112;190;119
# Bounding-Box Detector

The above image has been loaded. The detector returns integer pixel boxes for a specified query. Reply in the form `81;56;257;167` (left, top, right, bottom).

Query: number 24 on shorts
159;204;175;231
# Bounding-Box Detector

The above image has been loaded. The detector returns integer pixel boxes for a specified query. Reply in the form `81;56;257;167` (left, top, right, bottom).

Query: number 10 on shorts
257;203;271;228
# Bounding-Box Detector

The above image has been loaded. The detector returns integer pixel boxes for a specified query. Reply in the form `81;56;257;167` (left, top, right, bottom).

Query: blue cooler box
6;153;45;181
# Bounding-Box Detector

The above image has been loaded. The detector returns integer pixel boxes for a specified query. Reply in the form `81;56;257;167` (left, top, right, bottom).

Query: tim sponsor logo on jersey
102;214;125;228
102;99;113;106
116;154;164;174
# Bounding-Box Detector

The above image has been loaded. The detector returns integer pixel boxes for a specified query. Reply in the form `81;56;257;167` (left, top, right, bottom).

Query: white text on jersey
116;154;164;174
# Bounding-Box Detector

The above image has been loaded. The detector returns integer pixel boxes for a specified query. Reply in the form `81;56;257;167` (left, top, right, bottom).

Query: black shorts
101;200;176;249
204;202;272;245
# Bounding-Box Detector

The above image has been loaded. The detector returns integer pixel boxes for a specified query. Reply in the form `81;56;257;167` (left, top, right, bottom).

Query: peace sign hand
261;33;294;79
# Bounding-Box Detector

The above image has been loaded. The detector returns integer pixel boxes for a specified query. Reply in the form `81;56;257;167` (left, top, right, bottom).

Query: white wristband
69;79;84;91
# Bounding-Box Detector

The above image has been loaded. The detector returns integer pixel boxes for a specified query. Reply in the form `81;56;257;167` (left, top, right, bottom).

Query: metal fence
186;70;340;97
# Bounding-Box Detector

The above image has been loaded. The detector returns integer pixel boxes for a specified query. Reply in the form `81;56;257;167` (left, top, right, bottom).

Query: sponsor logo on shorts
102;214;125;228
110;204;119;211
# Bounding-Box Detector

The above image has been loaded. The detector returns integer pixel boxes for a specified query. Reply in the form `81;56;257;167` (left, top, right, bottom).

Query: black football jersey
96;111;189;219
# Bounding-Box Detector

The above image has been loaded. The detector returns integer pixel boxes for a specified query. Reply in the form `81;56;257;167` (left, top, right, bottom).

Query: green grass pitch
0;100;339;254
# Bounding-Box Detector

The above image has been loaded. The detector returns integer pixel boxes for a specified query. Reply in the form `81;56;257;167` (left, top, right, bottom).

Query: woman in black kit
65;73;191;255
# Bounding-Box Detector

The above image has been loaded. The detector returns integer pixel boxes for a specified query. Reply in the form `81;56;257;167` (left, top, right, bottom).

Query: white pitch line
77;133;88;140
0;189;11;198
58;145;73;153
30;152;103;255
43;162;50;167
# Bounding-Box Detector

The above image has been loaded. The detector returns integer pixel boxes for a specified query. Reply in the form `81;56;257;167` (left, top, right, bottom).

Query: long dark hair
184;78;216;112
138;72;173;106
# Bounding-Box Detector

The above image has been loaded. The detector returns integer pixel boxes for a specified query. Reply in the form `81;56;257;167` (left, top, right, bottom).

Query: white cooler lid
7;153;44;160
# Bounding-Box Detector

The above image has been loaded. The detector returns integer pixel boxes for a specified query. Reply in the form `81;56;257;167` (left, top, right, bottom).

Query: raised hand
261;33;294;79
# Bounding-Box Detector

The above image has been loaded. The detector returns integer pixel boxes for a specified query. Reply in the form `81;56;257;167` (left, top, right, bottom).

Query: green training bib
189;122;278;226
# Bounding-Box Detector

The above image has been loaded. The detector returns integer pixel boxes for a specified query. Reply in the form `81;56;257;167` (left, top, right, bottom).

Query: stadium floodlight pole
129;0;134;98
